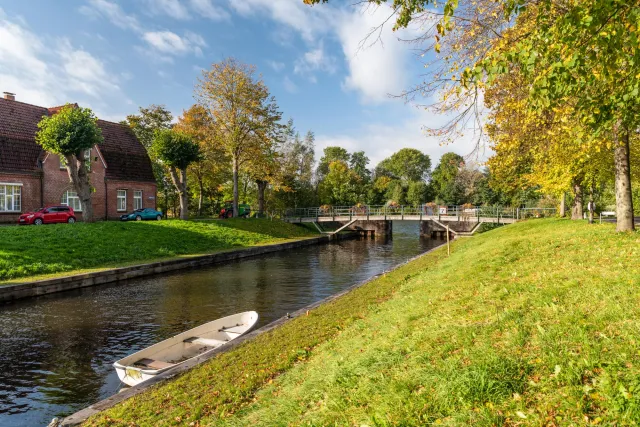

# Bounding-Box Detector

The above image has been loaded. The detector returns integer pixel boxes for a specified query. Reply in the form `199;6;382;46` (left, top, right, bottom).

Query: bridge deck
283;215;516;224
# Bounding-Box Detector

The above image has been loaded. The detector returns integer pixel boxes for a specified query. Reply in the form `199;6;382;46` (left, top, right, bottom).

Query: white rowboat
114;311;258;386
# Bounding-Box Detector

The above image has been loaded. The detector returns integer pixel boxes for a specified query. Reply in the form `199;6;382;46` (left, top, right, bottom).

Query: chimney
3;92;15;101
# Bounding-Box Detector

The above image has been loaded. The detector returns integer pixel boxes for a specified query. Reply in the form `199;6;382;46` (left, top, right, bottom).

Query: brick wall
0;152;157;223
0;172;41;223
105;180;157;220
41;150;107;220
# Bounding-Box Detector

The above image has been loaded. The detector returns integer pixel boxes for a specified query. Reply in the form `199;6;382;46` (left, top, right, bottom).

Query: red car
18;206;77;225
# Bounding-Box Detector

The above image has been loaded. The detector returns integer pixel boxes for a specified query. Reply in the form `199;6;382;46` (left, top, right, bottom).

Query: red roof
0;98;156;182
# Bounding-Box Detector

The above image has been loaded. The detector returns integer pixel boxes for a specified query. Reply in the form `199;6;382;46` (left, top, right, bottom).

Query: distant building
0;92;157;223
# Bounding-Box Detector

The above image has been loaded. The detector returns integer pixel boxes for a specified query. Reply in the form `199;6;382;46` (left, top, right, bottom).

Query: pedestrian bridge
283;205;555;237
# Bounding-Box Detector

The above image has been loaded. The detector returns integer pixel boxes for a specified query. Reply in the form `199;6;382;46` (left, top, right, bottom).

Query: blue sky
0;0;480;166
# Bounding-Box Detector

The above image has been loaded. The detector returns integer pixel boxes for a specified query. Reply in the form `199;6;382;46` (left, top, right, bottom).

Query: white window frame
117;190;127;212
61;190;82;212
0;183;22;212
134;190;143;210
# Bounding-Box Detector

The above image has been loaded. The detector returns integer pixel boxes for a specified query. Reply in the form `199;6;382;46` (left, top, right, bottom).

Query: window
0;184;21;212
134;190;143;210
117;190;127;211
61;190;82;212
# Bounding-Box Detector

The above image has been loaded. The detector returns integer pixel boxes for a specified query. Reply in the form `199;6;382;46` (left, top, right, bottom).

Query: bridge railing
283;205;556;220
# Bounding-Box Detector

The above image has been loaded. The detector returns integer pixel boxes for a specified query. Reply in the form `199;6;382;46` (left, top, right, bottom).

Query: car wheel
136;215;142;221
156;215;162;221
34;218;43;226
67;217;76;224
227;211;233;219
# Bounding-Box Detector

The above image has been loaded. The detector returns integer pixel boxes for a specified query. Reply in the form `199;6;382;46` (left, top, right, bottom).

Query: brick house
0;93;157;223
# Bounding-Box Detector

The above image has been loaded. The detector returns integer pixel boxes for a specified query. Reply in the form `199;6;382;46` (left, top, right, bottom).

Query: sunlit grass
0;219;316;282
84;219;640;426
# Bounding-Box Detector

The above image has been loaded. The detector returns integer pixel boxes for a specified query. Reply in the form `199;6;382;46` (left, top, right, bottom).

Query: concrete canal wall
0;233;357;303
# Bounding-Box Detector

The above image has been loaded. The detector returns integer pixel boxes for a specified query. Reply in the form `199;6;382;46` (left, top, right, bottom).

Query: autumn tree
317;146;351;179
175;104;229;216
36;105;103;222
196;58;282;218
152;129;201;220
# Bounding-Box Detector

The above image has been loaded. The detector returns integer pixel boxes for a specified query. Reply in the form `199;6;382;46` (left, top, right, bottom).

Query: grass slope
86;219;640;426
0;219;316;282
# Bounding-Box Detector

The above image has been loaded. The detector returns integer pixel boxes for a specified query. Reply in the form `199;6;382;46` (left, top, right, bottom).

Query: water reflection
0;222;443;426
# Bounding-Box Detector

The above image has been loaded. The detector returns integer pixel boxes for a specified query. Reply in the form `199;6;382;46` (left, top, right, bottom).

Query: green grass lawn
83;219;640;426
0;219;317;283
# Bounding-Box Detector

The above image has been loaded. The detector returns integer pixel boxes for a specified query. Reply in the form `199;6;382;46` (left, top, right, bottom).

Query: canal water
0;222;443;427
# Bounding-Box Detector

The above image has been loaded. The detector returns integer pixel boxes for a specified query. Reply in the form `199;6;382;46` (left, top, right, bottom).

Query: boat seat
183;337;228;347
218;324;246;335
134;358;175;370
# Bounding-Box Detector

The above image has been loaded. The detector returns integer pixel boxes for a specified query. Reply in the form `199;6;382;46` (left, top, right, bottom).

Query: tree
124;105;174;216
196;58;282;218
431;152;464;204
318;160;361;205
36;104;103;222
317;146;350;179
124;105;173;149
376;148;431;182
152;129;201;220
272;121;317;210
174;104;229;216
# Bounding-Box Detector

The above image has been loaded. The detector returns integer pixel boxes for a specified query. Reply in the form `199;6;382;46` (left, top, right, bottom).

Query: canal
0;222;444;427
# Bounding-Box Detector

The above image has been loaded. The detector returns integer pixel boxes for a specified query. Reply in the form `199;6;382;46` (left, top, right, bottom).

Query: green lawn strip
222;219;640;426
82;240;449;426
0;219;316;282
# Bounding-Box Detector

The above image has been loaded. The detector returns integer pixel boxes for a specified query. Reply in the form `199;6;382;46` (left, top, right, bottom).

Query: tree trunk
198;176;204;217
65;153;94;222
588;186;594;225
614;125;634;232
256;180;267;216
559;192;566;217
164;186;169;219
571;182;583;220
168;167;189;220
232;155;239;218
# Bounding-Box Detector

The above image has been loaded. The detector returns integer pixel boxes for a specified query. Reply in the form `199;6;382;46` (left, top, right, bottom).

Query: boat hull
113;311;258;387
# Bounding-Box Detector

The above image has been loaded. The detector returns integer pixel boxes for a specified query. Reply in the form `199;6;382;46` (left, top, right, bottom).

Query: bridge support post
335;220;392;236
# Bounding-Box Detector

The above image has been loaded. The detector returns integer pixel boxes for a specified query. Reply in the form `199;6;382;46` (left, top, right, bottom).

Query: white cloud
79;0;141;32
0;9;124;118
336;5;419;103
227;0;332;43
294;43;337;78
227;2;414;103
81;0;207;59
143;30;206;56
316;109;489;168
283;76;297;93
267;60;285;72
190;0;230;21
145;0;190;20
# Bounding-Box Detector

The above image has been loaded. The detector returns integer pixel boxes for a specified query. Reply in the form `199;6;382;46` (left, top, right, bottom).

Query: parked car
120;208;163;221
219;203;251;219
18;206;76;225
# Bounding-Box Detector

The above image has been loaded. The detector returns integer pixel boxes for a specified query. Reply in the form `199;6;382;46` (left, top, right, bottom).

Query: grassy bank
83;218;640;426
0;219;317;283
